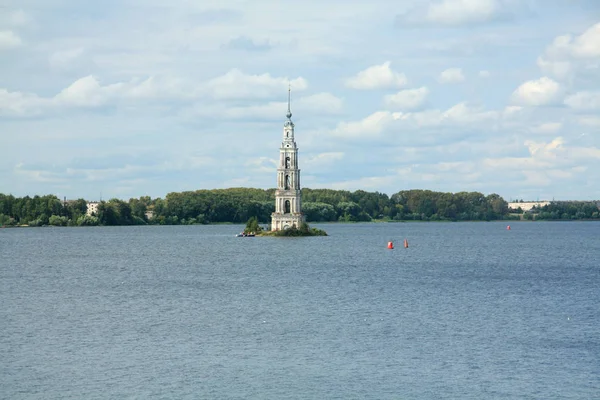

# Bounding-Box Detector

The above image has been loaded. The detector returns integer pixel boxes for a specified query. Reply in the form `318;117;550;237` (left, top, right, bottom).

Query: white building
86;201;100;216
271;87;306;231
508;201;551;212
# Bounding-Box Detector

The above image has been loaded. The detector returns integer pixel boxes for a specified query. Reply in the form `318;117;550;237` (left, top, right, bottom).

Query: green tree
77;215;99;226
129;198;148;220
302;202;337;222
97;202;119;225
244;216;261;234
273;222;327;236
336;201;362;221
48;215;69;226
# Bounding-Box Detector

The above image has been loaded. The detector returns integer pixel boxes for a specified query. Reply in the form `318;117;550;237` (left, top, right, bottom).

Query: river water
1;222;599;399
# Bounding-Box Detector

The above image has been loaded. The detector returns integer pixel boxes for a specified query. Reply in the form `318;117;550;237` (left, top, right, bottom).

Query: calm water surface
1;222;599;399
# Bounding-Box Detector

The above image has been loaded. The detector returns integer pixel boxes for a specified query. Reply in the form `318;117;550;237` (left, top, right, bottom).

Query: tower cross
286;83;292;119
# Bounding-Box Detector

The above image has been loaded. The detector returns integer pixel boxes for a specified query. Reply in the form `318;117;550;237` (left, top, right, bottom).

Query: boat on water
236;232;255;237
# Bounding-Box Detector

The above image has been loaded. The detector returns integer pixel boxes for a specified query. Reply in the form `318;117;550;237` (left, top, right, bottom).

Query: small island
241;216;327;237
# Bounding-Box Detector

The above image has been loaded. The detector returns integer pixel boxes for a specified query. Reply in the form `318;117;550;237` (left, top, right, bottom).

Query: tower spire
286;83;292;120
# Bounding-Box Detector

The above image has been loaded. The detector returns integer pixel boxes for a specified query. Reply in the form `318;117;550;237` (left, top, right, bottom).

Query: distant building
145;210;154;220
86;201;100;216
508;201;551;212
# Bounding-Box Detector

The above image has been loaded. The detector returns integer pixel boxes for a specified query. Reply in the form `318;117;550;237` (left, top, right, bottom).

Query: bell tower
271;85;306;231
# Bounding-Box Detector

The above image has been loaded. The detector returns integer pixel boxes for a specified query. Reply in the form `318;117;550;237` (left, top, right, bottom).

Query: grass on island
243;217;327;237
259;223;328;237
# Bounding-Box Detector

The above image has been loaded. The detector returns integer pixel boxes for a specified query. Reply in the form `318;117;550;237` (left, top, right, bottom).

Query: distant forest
1;189;599;227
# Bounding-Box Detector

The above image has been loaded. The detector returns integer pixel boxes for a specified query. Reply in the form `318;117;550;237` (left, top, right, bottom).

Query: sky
1;0;600;202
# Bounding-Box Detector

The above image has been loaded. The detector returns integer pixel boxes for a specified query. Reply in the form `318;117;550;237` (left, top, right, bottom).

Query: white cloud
438;68;465;83
536;57;572;80
426;0;501;25
332;111;399;138
330;102;502;140
14;154;218;185
395;0;520;27
0;70;311;117
299;92;344;114
244;157;277;173
304;152;345;168
49;48;85;69
1;9;31;27
482;152;553;174
483;136;600;175
345;62;408;90
0;88;49;116
182;92;343;120
52;75;192;107
327;175;398;192
525;137;564;158
577;116;600;127
221;36;274;52
510;77;562;106
394;162;482;185
206;69;307;99
441;102;498;123
384;87;429;110
564;91;600;111
530;122;562;134
503;105;523;115
14;163;66;183
537;22;600;79
0;74;201;116
0;30;22;49
55;76;120;107
432;161;478;174
3;0;600;201
569;22;600;59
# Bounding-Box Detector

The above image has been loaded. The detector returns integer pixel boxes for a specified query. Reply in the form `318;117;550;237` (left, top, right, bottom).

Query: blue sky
1;0;600;201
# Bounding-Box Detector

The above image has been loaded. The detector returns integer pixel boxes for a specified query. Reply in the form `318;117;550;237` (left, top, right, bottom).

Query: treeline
154;188;275;225
1;188;516;227
0;194;151;227
301;189;512;222
0;194;87;227
146;188;512;224
526;201;600;220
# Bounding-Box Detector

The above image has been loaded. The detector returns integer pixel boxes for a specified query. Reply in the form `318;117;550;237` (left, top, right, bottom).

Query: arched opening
284;200;290;213
284;175;290;190
285;157;290;169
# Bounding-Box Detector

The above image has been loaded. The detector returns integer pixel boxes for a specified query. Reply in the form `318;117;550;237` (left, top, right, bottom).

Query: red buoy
507;225;511;230
387;241;394;249
404;239;409;248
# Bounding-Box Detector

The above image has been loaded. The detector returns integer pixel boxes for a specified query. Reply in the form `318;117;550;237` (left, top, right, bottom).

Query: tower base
271;213;306;231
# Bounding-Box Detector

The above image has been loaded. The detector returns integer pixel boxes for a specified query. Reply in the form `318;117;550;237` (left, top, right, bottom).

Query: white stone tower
271;86;306;231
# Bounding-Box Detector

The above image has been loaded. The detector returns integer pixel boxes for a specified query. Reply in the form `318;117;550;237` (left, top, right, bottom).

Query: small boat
236;232;255;237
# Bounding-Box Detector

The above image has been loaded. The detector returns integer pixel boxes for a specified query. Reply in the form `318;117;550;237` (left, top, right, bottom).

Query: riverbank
3;216;600;229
